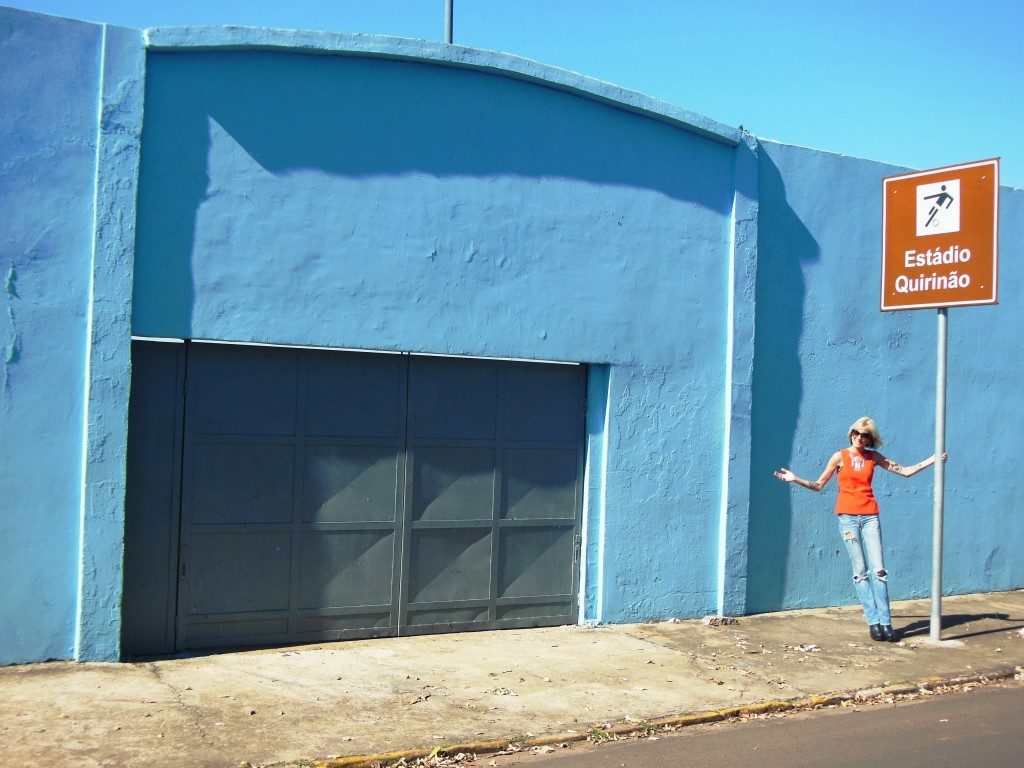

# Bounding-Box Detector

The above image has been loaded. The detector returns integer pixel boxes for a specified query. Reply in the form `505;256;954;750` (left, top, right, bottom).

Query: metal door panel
407;528;493;604
177;344;407;650
402;357;499;630
495;362;585;627
503;365;582;442
305;351;403;439
186;618;290;646
405;605;490;627
296;350;407;640
412;446;495;521
495;600;573;622
302;445;398;523
188;344;299;436
122;341;185;657
187;530;292;614
177;344;300;647
190;442;296;525
410;357;497;440
498;526;575;598
295;612;394;634
299;530;396;607
401;357;585;634
503;447;578;520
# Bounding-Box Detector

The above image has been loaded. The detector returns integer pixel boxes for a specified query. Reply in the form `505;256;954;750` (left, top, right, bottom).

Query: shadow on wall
746;151;820;613
132;49;734;337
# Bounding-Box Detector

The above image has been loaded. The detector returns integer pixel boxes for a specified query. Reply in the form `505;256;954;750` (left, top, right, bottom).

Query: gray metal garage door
402;355;585;633
144;342;586;651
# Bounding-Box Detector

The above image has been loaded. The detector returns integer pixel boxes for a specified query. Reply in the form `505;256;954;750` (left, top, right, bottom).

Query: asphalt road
487;681;1024;768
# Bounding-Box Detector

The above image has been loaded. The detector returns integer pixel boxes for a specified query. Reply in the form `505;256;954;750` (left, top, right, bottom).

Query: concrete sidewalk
2;592;1022;768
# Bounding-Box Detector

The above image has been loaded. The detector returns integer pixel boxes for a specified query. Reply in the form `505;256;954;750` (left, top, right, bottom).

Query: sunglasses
852;430;873;441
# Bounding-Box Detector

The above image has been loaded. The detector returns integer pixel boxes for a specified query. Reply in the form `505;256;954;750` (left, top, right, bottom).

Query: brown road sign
881;159;999;311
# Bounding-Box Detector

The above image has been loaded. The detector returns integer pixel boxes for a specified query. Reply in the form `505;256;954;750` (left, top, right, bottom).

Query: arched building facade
1;6;1021;663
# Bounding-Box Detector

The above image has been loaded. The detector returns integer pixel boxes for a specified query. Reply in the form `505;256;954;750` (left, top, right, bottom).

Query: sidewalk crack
146;663;209;744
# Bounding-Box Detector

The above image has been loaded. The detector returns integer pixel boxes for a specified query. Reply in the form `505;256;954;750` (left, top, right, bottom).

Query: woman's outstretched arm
875;452;948;477
774;451;842;491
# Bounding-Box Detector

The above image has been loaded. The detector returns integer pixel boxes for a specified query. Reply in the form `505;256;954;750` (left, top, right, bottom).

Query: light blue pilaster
581;366;611;623
75;24;146;661
717;133;759;616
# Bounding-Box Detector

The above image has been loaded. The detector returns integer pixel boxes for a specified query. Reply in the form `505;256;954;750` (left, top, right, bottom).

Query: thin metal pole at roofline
931;307;948;642
445;0;453;44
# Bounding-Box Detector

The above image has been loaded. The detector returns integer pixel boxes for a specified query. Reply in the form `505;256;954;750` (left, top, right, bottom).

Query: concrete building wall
749;141;1024;613
0;8;102;663
1;6;144;665
1;7;1020;665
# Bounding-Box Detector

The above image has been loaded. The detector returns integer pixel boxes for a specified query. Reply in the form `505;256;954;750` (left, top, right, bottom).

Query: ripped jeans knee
852;569;887;584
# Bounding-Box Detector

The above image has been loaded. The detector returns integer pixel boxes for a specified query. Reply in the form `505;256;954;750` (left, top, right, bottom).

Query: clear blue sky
9;0;1023;189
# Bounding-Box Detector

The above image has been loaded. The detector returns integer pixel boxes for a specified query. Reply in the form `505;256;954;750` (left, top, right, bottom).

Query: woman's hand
940;452;949;463
774;468;796;483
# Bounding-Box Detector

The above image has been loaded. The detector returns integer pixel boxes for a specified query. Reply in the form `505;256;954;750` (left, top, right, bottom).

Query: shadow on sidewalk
895;612;1023;640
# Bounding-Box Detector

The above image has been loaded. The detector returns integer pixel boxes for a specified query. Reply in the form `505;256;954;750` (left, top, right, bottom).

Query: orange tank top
835;449;880;516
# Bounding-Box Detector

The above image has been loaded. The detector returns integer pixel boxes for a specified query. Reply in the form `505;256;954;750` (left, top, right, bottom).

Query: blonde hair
848;416;883;448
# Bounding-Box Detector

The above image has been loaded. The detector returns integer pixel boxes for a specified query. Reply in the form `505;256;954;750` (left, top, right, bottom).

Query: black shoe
881;624;898;642
869;623;885;641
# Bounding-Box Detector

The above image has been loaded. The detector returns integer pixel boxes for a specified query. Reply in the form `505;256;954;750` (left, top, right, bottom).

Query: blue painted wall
132;46;738;624
2;7;1021;664
0;8;102;663
749;141;1024;614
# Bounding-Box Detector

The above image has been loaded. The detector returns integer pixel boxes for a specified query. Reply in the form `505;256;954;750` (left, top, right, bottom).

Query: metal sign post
882;159;999;644
931;308;947;641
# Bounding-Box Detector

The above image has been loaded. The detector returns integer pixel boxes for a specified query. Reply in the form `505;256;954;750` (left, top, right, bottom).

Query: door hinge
179;546;189;579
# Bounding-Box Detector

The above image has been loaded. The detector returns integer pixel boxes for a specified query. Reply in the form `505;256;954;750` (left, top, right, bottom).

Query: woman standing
774;417;947;642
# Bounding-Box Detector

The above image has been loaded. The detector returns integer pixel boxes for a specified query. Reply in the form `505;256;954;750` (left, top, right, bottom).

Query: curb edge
311;665;1022;768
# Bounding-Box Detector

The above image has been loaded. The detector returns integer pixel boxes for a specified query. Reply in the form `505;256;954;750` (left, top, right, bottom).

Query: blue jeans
837;514;891;626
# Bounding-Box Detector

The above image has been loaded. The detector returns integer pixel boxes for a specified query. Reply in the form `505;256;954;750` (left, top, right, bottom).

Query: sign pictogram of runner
881;158;999;311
